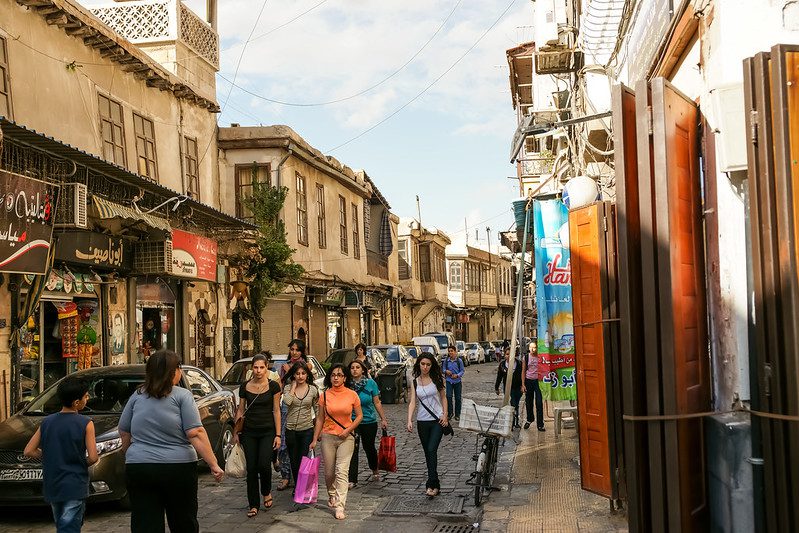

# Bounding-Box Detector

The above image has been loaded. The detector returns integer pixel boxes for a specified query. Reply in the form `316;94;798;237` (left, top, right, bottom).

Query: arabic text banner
533;199;576;401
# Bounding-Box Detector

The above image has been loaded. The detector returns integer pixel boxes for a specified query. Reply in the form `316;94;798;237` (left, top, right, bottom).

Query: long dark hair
323;363;352;389
287;339;306;356
142;350;181;399
412;353;444;390
354;342;367;357
284;361;316;386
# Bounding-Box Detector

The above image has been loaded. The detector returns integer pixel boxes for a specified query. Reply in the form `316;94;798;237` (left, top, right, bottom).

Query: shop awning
92;196;171;233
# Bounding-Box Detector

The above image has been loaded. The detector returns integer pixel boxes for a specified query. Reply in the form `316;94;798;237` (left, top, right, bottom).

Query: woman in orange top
310;363;362;520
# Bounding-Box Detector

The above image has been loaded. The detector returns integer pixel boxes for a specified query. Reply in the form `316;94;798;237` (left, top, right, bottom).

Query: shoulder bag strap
242;381;265;417
414;379;441;420
323;390;349;431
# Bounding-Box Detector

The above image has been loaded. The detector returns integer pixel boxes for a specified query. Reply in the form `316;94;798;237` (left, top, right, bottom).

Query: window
296;173;308;245
419;244;431;282
133;113;158;180
316;184;326;248
398;238;411;279
0;36;12;119
434;248;446;283
98;94;126;166
235;164;270;222
390;297;401;326
339;196;348;254
352;203;360;259
184;136;199;200
450;262;462;290
184;369;214;398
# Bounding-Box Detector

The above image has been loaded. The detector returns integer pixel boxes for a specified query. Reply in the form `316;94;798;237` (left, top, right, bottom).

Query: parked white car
465;342;484;364
456;340;468;366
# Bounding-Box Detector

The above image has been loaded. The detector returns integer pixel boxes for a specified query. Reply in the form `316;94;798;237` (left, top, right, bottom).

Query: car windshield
220;362;250;384
480;342;492;349
407;347;418;357
467;343;478;349
431;335;449;349
25;375;145;415
419;345;436;354
377;347;401;362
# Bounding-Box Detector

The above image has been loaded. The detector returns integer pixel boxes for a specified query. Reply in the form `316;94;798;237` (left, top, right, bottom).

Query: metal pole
504;201;532;406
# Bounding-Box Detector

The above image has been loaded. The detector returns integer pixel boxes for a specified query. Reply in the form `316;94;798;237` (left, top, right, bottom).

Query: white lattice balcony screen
90;1;219;68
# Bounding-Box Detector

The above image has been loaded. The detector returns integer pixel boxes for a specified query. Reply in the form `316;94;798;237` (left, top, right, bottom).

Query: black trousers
524;378;544;427
417;420;443;490
348;422;379;483
126;462;198;533
240;430;276;509
285;427;314;490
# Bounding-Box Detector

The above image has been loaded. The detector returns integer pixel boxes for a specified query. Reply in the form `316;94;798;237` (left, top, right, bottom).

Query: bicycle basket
459;399;514;437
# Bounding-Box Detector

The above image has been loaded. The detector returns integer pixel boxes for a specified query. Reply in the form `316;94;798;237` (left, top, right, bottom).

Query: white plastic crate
459;399;514;437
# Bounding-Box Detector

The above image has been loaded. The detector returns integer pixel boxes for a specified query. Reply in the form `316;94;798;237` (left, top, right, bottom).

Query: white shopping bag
224;443;246;478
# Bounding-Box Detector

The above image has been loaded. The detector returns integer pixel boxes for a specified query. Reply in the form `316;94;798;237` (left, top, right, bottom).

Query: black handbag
414;379;454;436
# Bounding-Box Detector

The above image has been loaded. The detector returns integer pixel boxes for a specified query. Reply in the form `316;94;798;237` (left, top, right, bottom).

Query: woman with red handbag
347;359;388;488
310;363;363;520
406;353;449;497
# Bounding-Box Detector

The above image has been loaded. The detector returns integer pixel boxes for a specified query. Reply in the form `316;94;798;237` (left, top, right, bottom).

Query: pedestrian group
24;339;546;532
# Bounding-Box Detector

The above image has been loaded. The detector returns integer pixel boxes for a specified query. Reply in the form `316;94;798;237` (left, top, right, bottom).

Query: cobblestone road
1;360;510;532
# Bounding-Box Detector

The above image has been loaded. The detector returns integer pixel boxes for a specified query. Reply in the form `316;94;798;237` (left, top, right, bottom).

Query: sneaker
524;422;531;430
453;416;460;421
538;426;546;432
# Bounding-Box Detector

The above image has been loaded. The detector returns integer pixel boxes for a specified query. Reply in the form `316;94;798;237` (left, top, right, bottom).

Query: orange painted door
570;202;613;498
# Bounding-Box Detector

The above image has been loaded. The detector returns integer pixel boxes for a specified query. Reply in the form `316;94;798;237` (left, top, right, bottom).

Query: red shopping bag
377;429;397;472
293;450;320;504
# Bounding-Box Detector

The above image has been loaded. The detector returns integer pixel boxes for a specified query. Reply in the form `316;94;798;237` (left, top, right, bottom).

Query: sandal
431;488;440;497
335;509;346;520
371;472;381;481
272;460;280;473
263;494;273;509
247;508;258;518
328;496;338;509
425;488;435;497
276;478;290;491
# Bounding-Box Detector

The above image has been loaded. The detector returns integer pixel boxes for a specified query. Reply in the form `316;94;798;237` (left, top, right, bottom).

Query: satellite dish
562;176;600;210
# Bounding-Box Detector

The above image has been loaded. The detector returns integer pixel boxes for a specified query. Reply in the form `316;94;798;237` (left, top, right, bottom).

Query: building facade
0;0;254;420
217;125;399;360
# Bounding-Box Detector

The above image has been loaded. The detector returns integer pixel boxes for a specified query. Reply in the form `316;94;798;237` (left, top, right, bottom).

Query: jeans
510;387;523;426
524;378;544;427
50;499;85;533
348;422;378;483
320;433;355;511
285;427;314;493
279;403;291;481
445;381;462;419
417;420;443;490
126;462;198;533
240;430;276;509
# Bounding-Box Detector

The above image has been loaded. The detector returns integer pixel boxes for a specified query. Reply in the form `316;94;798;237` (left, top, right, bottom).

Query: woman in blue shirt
347;359;387;487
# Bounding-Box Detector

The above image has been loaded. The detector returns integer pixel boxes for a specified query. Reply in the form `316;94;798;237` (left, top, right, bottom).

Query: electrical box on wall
710;83;747;172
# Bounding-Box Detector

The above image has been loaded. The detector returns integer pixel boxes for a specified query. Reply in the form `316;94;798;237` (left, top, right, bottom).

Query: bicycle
468;431;502;506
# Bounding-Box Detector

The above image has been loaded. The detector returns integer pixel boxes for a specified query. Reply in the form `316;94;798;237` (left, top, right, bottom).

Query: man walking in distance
521;342;545;431
442;345;465;421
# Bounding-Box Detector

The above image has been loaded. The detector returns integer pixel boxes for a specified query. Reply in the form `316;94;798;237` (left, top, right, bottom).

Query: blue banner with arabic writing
533;199;576;401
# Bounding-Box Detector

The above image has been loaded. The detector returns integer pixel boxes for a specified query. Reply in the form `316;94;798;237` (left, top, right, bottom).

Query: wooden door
650;77;710;532
570;202;614;498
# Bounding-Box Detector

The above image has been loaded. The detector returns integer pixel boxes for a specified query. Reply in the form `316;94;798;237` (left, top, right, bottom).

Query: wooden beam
122;63;150;73
46;13;69;26
16;0;53;7
65;25;93;37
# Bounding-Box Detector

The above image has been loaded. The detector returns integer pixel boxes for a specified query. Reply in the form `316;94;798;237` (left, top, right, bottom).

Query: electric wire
217;0;463;107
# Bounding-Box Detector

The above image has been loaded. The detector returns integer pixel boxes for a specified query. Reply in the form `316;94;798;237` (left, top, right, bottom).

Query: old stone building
217;125;399;360
0;0;253;419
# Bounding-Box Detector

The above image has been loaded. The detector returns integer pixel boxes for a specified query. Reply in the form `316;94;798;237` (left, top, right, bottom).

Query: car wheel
215;424;235;469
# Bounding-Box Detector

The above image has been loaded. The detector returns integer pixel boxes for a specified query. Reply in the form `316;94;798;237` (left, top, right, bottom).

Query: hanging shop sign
0;170;58;274
533;198;576;401
54;230;132;270
171;229;217;282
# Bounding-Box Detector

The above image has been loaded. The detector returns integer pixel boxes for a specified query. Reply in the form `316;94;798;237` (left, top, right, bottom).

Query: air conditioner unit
535;47;583;74
134;239;173;274
54;183;88;228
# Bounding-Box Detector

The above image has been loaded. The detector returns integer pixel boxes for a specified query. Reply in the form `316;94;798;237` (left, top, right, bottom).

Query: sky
82;0;532;248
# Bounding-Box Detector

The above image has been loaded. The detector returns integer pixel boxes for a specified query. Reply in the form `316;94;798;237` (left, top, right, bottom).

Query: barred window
390;298;402;326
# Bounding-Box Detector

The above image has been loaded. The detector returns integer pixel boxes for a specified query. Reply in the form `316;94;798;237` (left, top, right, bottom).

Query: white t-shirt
415;380;444;421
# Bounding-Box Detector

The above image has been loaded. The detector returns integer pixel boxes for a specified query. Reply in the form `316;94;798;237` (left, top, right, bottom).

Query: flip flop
264;494;273;509
276;479;290;491
335;509;346;520
247;508;258;518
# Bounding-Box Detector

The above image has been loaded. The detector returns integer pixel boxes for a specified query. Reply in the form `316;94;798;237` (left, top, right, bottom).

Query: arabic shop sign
54;230;133;270
0;170;58;275
171;229;217;282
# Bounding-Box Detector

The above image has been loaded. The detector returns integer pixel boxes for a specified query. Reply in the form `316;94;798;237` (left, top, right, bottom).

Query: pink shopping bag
293;450;320;504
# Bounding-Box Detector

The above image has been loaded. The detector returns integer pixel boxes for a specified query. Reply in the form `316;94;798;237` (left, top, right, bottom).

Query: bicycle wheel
480;438;498;502
473;449;486;507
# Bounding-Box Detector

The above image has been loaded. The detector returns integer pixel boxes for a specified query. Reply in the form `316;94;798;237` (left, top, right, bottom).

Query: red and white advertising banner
171;229;217;282
0;170;58;274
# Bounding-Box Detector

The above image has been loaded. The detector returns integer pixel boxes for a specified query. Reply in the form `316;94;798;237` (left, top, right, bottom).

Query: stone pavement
0;362;629;532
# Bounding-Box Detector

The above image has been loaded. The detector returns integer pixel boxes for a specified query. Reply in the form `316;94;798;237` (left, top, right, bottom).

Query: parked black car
0;365;235;507
326;347;388;376
369;345;414;403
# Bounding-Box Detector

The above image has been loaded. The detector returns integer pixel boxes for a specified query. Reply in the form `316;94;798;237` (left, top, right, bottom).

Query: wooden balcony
367;249;388;279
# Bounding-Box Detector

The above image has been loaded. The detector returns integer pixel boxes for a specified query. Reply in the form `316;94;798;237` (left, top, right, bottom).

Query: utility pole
416;195;422;228
486;227;492;339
